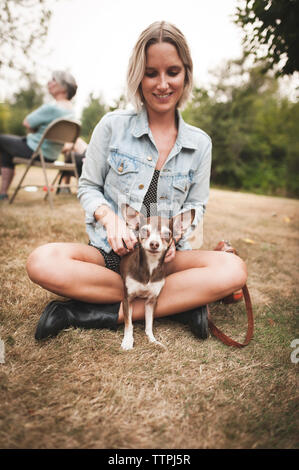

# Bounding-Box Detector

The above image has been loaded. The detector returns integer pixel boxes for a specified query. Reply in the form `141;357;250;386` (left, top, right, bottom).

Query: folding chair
9;117;81;209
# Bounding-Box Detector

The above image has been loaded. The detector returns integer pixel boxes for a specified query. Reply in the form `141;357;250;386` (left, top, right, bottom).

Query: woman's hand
164;240;176;264
94;205;137;256
22;119;35;133
62;142;73;154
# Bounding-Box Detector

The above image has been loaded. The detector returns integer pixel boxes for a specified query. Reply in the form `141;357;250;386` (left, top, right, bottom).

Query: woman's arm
23;118;35;132
77;115;114;217
24;104;59;133
78;115;137;255
177;138;212;248
94;204;137;256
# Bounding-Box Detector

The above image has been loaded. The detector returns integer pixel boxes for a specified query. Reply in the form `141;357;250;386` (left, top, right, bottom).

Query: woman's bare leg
27;243;247;324
26;242;125;303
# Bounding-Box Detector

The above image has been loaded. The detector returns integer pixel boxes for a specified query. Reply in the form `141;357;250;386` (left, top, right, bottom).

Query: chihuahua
120;204;195;350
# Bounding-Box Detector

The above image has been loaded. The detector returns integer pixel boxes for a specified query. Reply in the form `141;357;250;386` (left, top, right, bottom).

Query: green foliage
0;103;10;133
0;79;44;135
108;94;128;112
182;59;299;197
80;94;108;142
235;0;299;76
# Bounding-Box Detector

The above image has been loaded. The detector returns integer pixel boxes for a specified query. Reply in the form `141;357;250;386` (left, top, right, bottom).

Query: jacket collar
131;106;199;150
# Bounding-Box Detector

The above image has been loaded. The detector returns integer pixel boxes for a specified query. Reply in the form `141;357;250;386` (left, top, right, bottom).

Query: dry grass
0;167;298;449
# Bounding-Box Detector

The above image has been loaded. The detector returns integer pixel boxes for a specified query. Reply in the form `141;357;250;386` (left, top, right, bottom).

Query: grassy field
0;167;298;449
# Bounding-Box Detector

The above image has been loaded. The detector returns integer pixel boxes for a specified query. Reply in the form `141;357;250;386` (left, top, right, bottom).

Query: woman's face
141;42;186;117
47;76;67;98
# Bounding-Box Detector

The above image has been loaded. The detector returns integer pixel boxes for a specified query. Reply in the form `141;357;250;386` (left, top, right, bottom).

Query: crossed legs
26;242;248;323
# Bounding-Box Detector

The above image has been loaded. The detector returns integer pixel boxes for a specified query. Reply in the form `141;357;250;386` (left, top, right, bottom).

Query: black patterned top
142;169;160;217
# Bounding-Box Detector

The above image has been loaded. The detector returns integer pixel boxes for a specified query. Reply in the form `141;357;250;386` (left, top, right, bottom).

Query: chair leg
70;151;79;188
40;155;54;209
48;171;62;196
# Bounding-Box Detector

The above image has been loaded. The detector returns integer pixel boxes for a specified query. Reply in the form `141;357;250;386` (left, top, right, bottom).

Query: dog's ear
172;209;195;240
121;204;140;230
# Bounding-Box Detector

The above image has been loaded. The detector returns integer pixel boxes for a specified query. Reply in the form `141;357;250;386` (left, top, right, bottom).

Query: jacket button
118;165;123;173
147;156;152;161
139;184;144;190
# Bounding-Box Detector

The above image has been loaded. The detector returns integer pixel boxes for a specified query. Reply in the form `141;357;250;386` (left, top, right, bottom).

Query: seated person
56;137;88;193
0;70;77;200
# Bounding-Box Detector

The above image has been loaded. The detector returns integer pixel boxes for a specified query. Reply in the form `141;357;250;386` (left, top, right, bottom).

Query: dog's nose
150;241;159;251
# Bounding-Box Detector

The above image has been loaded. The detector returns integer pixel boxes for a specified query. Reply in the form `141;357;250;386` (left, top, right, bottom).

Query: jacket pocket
172;175;190;206
106;150;138;192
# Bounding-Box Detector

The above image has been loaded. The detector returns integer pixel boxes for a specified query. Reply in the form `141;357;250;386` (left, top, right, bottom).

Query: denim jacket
78;107;212;253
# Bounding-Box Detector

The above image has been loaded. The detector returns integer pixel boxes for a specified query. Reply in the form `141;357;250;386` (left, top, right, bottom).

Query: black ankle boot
35;299;120;340
171;305;209;339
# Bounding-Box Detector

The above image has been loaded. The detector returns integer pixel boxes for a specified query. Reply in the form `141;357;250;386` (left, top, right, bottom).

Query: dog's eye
140;227;150;238
161;229;171;240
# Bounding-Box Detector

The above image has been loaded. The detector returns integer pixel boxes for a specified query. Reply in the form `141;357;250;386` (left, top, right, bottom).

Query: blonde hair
127;21;193;112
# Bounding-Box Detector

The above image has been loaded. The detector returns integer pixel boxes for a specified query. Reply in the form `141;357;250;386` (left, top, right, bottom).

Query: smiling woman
26;21;247;344
127;20;193;113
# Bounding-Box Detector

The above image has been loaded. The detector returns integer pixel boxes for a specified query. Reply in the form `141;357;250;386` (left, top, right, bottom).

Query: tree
0;79;44;134
0;0;54;78
80;94;108;142
235;0;299;75
182;58;299;197
108;94;128;112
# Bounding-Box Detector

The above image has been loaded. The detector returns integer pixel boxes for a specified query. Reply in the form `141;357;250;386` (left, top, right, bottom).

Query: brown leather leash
208;241;254;348
208;283;254;348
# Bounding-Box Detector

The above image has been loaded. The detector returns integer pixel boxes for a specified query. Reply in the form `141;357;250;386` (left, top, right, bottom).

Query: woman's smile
153;92;173;100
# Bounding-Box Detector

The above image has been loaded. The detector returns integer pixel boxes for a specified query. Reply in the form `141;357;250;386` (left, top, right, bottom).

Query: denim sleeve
177;139;212;248
77;114;113;221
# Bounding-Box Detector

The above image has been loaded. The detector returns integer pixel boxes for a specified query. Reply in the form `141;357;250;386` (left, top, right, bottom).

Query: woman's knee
26;243;64;285
224;253;248;291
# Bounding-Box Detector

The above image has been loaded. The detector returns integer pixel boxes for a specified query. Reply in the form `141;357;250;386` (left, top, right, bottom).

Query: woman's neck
54;94;72;109
146;107;178;133
145;106;179;169
52;90;70;102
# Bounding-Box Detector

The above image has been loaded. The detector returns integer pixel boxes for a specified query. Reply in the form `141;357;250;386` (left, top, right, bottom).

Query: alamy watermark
0;338;5;364
112;197;204;249
290;339;299;364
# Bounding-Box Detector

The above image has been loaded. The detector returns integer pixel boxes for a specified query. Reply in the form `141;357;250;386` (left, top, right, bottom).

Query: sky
33;0;244;117
2;0;247;116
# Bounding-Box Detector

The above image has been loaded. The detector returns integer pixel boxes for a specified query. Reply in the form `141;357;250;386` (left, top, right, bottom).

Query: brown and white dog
120;204;195;350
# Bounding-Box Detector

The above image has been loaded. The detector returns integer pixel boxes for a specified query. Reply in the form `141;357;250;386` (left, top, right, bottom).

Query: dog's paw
121;336;134;351
147;335;166;349
155;340;167;350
